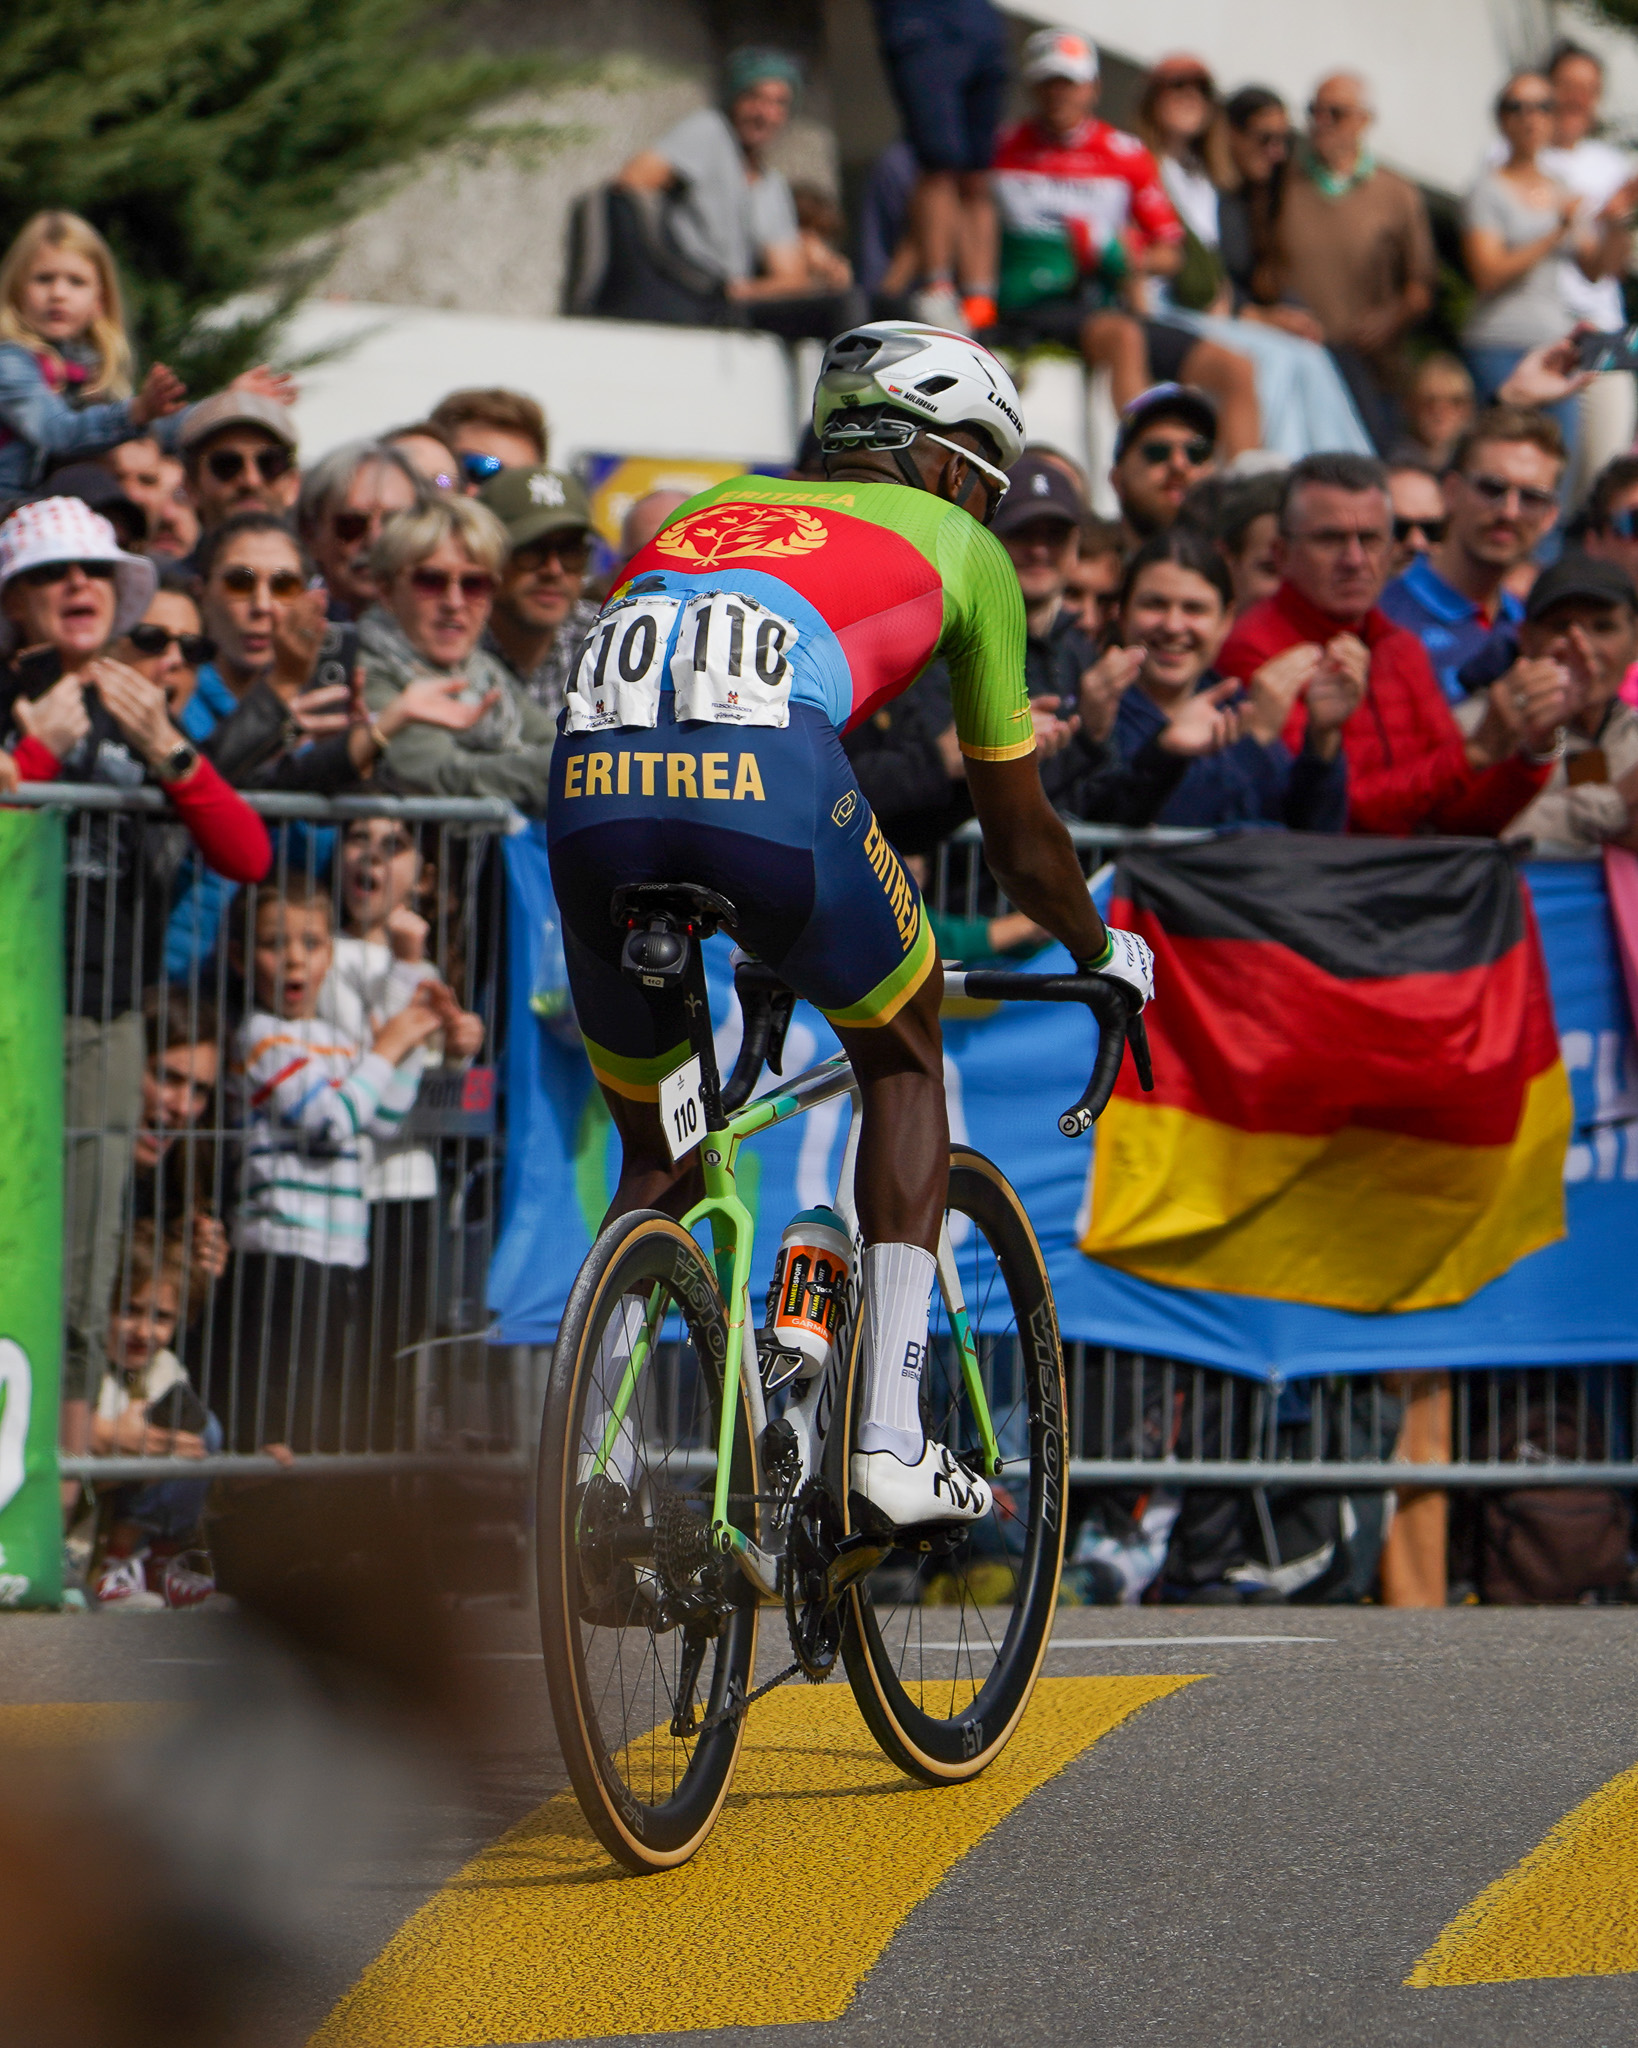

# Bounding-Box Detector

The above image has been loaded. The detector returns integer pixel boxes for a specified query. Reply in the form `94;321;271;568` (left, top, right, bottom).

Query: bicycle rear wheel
537;1209;759;1872
835;1146;1067;1782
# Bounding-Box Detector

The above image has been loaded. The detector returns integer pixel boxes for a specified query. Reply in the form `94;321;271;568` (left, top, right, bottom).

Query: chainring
784;1477;844;1681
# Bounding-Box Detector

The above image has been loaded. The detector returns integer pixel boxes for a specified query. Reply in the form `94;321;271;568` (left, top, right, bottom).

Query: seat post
680;936;727;1135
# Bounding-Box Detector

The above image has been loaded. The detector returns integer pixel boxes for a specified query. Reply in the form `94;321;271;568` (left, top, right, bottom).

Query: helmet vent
915;374;958;395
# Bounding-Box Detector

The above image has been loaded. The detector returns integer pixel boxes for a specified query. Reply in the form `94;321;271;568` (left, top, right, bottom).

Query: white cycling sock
855;1241;937;1464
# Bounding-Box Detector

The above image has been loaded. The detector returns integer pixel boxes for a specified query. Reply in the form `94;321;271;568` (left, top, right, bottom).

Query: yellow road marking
0;1703;169;1745
1408;1758;1638;1986
312;1673;1195;2046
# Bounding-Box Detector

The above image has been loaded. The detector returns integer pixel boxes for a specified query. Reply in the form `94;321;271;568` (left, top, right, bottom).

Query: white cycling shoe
850;1440;993;1532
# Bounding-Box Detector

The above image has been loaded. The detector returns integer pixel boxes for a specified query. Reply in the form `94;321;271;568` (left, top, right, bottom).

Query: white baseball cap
0;495;157;656
1021;29;1099;87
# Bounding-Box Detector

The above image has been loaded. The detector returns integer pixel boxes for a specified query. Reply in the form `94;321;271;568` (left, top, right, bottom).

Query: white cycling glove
1086;927;1154;1007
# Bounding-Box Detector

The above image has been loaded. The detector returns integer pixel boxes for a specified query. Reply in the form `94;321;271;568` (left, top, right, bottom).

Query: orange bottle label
775;1245;844;1341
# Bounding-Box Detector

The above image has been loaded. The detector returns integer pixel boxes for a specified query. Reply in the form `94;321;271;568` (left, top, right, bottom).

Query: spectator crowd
5;8;1638;1613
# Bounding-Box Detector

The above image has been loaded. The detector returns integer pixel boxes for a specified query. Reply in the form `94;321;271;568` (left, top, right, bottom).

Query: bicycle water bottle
763;1207;852;1383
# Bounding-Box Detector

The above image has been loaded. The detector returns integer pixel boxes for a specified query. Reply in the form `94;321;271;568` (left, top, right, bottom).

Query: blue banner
490;831;1636;1382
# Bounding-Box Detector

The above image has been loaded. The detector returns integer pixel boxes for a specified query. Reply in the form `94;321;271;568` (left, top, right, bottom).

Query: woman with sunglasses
359;496;557;810
116;565;215;723
1136;55;1374;460
1463;73;1629;467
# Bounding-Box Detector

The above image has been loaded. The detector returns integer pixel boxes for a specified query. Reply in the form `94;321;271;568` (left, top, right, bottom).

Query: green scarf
1300;139;1376;198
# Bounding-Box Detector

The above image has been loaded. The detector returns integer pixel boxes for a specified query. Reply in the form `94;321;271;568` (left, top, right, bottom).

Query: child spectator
224;875;455;1450
132;986;228;1313
315;820;484;1444
1391;354;1477;472
0;211;186;492
90;1221;221;1609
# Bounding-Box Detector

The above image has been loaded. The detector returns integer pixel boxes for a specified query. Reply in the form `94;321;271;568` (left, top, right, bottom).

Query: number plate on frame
659;1053;706;1164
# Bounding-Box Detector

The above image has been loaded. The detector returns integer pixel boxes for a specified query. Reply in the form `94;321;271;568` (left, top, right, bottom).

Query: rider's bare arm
965;753;1110;967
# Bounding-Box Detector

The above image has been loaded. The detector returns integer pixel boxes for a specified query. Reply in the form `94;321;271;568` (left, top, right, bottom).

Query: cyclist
547;320;1153;1532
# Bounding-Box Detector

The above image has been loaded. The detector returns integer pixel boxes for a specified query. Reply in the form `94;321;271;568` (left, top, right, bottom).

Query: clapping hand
230;364;299;407
1244;641;1324;743
85;657;183;770
1029;693;1080;760
131;362;187;426
380;675;504;739
386;904;430;962
271;586;329;697
1077;643;1145;745
1158;677;1242;757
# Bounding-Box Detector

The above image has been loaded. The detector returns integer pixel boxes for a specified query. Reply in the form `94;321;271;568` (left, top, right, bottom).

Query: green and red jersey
611;475;1035;761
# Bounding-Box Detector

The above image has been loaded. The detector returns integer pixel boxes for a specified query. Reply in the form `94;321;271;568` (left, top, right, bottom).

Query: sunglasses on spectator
19;558;118;587
460;453;508;485
515;533;592;572
1159;74;1213;95
1309;101;1365;122
1394;515;1449;544
409;566;496;601
1464;473;1558;513
1603;508;1638;539
1247;125;1291;151
204;446;294;485
127;623;217;664
1137;436;1214;467
217;564;306;598
331;508;390;544
1499;95;1554;116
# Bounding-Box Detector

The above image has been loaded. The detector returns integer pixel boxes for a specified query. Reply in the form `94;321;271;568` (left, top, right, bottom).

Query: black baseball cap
28;462;147;544
991;451;1084;535
1523;551;1638;622
1114;383;1219;462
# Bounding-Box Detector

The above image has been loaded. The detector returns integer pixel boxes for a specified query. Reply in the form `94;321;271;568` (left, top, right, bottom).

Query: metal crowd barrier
7;785;530;1488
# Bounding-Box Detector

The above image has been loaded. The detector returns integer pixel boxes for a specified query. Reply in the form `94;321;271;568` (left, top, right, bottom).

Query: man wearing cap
1380;404;1565;704
619;48;863;341
478;465;599;720
1455;554;1638;853
0;496;269;1466
1219;451;1568;835
991;31;1258;457
1110;384;1218;543
179;390;299;540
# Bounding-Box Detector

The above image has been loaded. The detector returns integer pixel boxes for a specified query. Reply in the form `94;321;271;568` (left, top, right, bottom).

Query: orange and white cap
1020;28;1099;87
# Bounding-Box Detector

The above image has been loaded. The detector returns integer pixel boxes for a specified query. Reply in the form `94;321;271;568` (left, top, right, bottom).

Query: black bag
1477;1387;1630;1604
563;185;732;327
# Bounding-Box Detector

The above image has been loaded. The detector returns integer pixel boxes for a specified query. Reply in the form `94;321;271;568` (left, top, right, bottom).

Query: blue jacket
0;342;142;490
1379;554;1522;706
1114;675;1347;832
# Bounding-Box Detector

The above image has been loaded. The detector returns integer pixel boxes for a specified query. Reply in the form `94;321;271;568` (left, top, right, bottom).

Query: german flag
1082;837;1572;1313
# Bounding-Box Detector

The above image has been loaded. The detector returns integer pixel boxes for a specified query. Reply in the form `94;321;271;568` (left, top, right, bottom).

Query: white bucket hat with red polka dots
0;494;157;656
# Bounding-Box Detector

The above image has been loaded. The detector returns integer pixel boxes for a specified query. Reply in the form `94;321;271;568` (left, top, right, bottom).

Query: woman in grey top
360;496;557;812
1462;72;1629;464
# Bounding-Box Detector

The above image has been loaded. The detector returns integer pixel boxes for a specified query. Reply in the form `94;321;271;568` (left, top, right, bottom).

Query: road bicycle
537;881;1150;1872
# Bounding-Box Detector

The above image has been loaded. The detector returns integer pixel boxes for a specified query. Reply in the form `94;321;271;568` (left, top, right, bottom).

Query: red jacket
1217;581;1550;837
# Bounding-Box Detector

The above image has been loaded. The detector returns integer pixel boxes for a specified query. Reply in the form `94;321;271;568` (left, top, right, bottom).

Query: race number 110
659;1054;706;1165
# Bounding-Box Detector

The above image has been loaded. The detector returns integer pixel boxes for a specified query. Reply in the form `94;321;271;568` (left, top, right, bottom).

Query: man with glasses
1275;74;1436;450
1219;451;1567;835
477;465;599;719
1384;463;1447;576
427;387;548;490
176;391;299;543
1578;454;1638;590
296;440;426;620
1382;406;1565;702
1109;384;1217;544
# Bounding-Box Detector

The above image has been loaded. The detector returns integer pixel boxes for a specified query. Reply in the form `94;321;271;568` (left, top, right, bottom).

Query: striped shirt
231;1012;425;1267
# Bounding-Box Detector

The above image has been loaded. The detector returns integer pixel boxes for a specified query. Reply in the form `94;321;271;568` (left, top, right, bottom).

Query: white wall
283;301;803;471
1005;0;1599;195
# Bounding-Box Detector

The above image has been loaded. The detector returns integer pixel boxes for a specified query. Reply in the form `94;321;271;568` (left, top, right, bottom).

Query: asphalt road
5;1602;1637;2046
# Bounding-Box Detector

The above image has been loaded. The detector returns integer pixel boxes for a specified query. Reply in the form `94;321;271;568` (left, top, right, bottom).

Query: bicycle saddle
613;883;740;990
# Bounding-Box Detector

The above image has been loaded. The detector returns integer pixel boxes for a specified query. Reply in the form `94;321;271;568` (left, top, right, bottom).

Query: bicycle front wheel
836;1146;1068;1782
537;1209;759;1872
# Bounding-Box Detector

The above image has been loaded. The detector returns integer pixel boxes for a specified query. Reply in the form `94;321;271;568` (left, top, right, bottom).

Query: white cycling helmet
812;321;1025;499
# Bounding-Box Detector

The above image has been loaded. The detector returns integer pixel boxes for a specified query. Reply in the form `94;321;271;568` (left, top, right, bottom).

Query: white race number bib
671;593;797;727
564;595;681;731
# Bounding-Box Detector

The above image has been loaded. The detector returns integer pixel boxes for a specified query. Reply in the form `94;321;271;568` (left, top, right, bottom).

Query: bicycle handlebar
725;959;1152;1133
945;969;1154;1135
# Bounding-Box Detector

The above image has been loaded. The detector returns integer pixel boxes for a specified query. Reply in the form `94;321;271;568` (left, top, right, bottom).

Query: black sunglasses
20;558;118;587
128;622;217;664
1466;472;1558;514
515;531;592;572
204;445;293;485
1393;515;1449;544
1499;96;1554;116
1137;435;1213;467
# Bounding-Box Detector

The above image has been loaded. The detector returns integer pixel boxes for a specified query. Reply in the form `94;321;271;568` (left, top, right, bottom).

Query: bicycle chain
695;1658;802;1737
